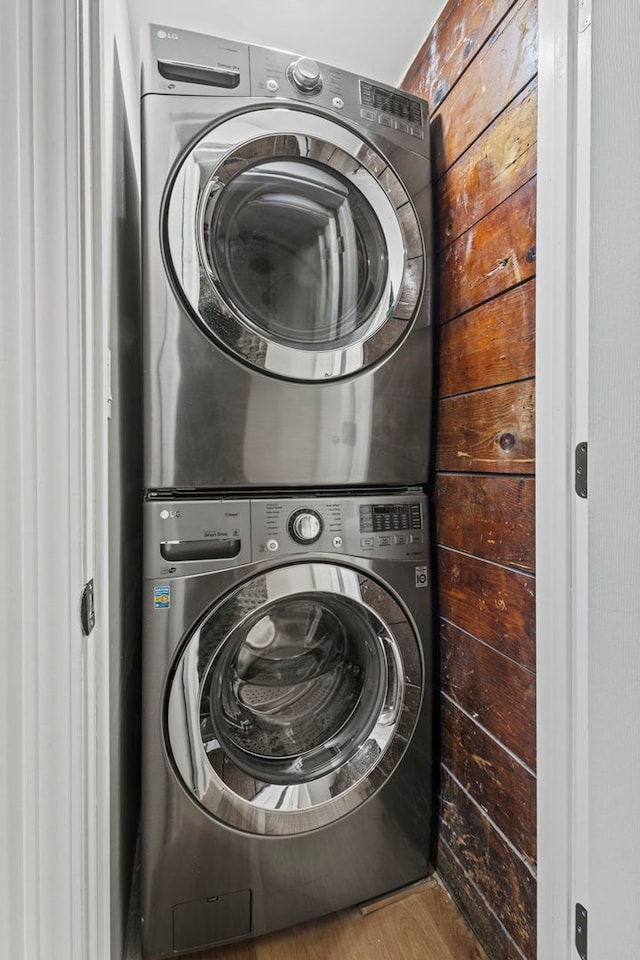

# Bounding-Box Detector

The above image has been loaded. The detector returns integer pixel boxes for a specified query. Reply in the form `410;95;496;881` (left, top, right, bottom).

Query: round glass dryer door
163;108;425;381
165;563;423;836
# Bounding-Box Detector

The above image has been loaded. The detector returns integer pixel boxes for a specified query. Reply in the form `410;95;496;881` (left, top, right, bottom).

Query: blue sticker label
154;585;170;609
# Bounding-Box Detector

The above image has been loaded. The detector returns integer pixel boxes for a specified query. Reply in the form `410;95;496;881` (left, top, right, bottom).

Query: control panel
142;24;428;154
144;493;428;578
250;494;426;561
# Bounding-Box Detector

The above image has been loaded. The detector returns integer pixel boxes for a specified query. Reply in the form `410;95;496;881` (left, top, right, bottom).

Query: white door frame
536;0;591;956
0;0;111;957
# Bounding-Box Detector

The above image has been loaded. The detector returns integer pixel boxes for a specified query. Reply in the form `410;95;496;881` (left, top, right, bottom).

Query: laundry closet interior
108;2;537;959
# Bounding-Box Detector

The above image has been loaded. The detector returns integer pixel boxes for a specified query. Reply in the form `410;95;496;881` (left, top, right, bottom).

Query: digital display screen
360;502;422;533
360;81;423;126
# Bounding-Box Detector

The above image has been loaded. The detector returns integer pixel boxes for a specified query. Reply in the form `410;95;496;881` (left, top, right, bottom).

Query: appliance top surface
140;23;429;153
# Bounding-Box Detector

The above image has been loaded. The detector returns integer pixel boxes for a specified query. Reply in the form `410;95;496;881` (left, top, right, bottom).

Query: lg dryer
141;490;432;958
141;26;432;491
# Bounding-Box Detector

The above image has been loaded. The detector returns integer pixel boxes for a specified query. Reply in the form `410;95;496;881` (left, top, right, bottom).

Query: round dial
288;57;323;94
289;509;323;544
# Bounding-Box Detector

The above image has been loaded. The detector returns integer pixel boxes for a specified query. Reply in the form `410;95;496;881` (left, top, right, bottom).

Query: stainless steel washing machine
141;490;432;958
141;25;432;491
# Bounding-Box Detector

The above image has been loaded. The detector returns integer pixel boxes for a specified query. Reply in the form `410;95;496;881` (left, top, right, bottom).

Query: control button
289;508;323;544
395;120;410;134
360;537;374;548
332;536;343;549
378;114;394;128
288;57;323;94
410;127;425;139
393;535;408;545
409;533;423;544
266;78;279;92
378;535;392;546
360;108;377;122
332;96;344;110
266;539;279;552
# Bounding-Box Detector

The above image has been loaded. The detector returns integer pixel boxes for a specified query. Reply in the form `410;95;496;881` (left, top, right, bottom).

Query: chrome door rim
162;106;425;381
164;562;423;835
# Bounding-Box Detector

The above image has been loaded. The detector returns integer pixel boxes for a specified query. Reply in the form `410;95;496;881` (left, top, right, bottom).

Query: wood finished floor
194;877;489;960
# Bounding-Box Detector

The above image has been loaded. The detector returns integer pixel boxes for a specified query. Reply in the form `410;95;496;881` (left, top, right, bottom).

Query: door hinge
575;442;588;498
575;903;588;959
578;0;591;32
80;578;95;636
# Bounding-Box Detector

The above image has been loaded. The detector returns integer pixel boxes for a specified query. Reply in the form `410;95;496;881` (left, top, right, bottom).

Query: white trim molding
536;0;587;956
0;0;110;958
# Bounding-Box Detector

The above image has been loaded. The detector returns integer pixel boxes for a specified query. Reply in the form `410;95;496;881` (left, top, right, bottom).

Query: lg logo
160;509;181;519
157;29;179;40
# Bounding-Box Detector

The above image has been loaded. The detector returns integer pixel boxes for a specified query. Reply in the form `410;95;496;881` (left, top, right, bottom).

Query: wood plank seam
437;275;536;329
437;544;536;578
435;469;536;481
433;84;539;184
436;842;530;960
436;470;534;480
439;690;537;777
439;608;536;673
436;371;538;402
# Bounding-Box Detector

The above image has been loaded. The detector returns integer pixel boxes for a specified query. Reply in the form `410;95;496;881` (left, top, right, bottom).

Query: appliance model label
415;566;429;588
154;585;171;609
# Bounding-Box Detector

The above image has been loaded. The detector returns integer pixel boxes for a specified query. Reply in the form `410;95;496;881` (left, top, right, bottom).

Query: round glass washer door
162;107;425;381
164;563;423;836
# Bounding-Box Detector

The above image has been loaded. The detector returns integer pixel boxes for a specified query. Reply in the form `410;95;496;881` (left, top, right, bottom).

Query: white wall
588;4;640;957
126;0;446;87
0;0;98;958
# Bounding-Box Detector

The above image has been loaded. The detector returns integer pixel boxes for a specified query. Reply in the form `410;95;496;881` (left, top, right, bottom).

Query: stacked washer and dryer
140;25;433;959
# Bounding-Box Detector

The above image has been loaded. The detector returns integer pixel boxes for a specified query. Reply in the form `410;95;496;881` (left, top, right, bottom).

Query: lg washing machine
141;26;432;491
141;490;432;958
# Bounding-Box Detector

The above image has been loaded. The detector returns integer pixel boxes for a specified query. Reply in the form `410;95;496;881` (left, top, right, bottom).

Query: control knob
289;508;323;544
288;57;323;94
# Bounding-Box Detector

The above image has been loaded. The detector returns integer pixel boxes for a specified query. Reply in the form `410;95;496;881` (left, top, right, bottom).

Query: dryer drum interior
204;158;389;349
164;563;423;836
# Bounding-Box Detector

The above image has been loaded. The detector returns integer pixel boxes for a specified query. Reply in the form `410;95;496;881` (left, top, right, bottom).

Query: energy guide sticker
154;586;170;609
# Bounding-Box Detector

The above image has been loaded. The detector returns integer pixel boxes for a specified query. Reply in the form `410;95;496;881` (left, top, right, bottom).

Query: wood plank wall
403;2;537;958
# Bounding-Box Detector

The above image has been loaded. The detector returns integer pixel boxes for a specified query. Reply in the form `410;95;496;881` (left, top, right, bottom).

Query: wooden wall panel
403;0;537;954
438;280;535;399
438;178;537;325
403;0;517;110
440;697;536;863
439;770;536;959
436;82;537;250
430;0;538;178
435;474;535;572
437;380;535;475
440;619;536;771
437;841;527;960
438;548;535;669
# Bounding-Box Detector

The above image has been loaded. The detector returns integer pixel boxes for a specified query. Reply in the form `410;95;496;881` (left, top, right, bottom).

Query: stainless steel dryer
141;490;432;958
141;26;432;491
